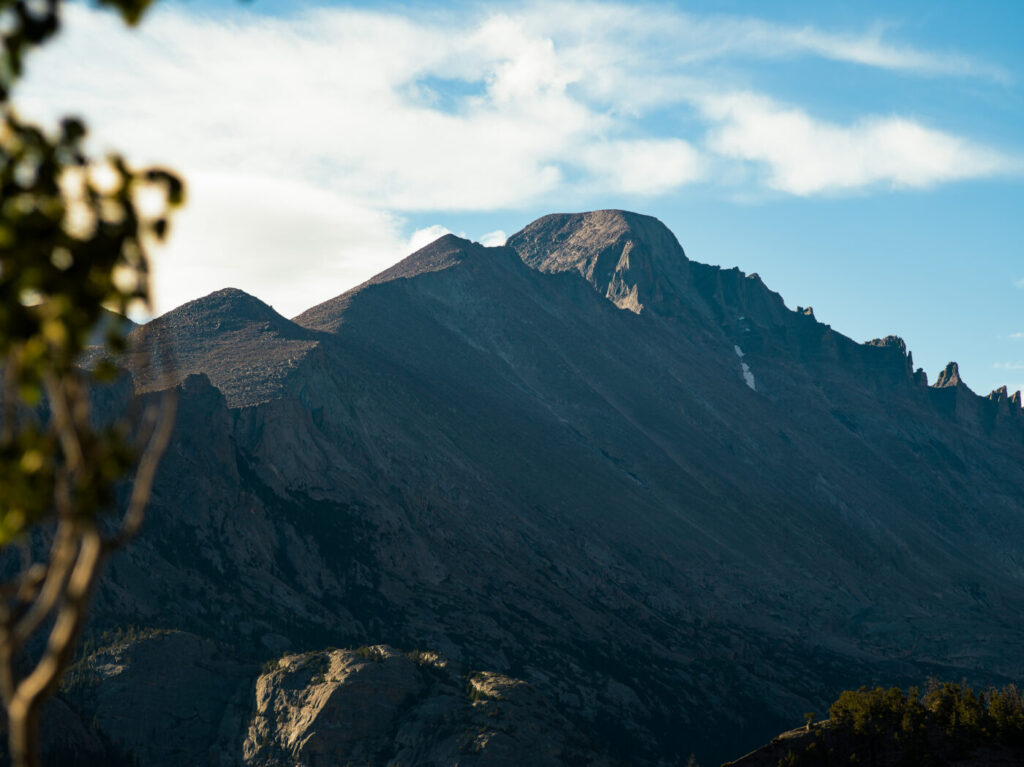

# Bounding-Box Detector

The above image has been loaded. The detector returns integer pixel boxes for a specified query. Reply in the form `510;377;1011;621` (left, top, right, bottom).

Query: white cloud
480;230;508;247
1010;332;1024;340
19;4;1008;212
994;362;1024;370
701;91;1015;195
17;5;596;212
1015;278;1024;288
147;171;410;316
407;225;456;253
579;138;704;195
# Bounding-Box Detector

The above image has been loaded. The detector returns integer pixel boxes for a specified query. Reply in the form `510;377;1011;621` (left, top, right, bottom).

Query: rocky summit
44;210;1024;765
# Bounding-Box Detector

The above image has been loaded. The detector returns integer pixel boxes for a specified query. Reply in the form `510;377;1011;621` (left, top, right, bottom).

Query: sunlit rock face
239;646;604;767
68;211;1024;767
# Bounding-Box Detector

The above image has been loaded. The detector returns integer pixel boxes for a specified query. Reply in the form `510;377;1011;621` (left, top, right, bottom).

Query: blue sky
18;0;1024;395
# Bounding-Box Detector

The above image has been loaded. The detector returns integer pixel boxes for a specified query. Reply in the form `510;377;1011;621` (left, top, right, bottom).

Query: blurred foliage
0;2;186;764
0;109;182;542
0;0;156;103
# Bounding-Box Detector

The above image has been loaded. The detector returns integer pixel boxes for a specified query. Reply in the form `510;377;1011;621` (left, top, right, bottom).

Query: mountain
61;210;1024;766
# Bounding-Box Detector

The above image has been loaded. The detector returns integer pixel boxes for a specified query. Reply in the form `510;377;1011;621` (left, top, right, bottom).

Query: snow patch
734;345;756;391
741;364;756;391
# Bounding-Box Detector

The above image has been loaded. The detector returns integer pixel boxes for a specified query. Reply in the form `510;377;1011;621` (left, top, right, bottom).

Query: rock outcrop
508;209;695;314
934;361;963;388
241;646;610;767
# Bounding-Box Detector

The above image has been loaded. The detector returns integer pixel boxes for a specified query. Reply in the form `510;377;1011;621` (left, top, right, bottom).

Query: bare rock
934;361;963;388
241;646;613;767
507;209;693;315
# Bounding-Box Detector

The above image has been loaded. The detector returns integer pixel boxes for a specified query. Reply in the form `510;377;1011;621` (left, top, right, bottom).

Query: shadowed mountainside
65;210;1024;766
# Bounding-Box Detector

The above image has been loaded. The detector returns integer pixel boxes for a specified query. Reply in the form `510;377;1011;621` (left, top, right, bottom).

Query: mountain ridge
142;218;1022;425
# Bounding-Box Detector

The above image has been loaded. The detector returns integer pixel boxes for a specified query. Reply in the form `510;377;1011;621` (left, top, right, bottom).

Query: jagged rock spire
988;386;1009;403
867;335;908;355
934;361;962;388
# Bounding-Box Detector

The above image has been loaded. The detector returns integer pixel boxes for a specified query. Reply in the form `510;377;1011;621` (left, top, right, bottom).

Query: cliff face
70;210;1024;766
508;209;696;314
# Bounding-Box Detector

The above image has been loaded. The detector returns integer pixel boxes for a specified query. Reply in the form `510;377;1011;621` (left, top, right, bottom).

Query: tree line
771;680;1024;766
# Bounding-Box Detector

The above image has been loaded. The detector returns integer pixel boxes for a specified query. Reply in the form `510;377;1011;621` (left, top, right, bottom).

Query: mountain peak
934;361;963;389
363;233;485;287
507;210;691;315
988;385;1009;403
126;287;317;406
157;287;289;331
293;234;503;333
866;335;907;354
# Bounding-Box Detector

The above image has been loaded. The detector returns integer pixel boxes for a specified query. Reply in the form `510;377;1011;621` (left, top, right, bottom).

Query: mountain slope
78;211;1024;766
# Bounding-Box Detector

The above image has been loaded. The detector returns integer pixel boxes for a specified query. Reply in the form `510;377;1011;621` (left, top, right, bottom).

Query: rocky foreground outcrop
242;645;609;766
65;210;1024;765
60;632;614;766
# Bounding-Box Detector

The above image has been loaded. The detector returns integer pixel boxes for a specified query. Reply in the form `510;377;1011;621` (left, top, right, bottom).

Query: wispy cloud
994;362;1024;370
1010;332;1024;340
1015;278;1024;288
526;3;1009;82
746;22;1008;81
